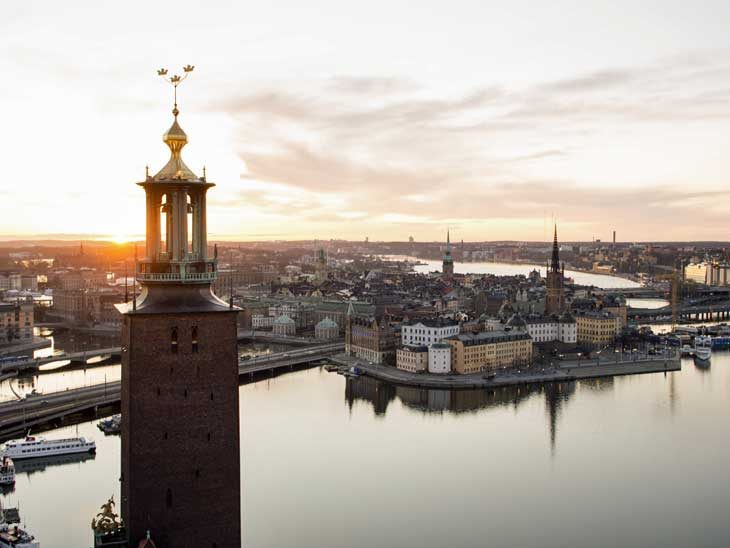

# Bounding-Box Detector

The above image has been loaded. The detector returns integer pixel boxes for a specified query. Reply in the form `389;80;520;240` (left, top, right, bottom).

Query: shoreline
331;353;680;390
384;254;642;287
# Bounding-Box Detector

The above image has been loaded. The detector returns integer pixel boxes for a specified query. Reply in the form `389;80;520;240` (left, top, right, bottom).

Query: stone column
199;190;208;259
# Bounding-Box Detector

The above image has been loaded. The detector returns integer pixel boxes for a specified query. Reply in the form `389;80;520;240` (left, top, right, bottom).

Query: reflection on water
346;375;585;453
13;452;96;476
2;354;729;548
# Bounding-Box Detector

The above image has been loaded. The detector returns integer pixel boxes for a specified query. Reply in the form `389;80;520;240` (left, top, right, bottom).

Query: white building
401;318;460;346
428;343;451;374
252;314;274;329
524;312;577;344
272;314;296;336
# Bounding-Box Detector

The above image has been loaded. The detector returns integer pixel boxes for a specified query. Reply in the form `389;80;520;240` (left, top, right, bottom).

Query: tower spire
551;224;560;272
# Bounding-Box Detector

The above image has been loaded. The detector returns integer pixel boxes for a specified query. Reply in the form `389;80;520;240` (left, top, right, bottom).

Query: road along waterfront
331;350;680;389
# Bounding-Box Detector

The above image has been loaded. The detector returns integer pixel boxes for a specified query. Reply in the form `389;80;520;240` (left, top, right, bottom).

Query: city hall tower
116;67;241;547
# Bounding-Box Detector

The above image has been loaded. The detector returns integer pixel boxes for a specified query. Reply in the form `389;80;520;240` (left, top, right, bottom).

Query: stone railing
135;271;217;283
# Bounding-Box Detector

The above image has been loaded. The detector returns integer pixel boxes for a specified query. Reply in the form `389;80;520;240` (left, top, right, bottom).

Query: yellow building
445;331;532;374
396;346;429;373
575;311;620;346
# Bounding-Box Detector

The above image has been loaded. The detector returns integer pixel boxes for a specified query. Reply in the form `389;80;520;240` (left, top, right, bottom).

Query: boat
694;335;712;362
0;458;14;487
0;436;95;460
0;503;39;548
680;344;694;357
96;414;121;435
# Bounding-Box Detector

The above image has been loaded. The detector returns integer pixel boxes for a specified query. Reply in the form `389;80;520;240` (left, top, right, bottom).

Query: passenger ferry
694;335;712;362
0;436;95;460
0;458;14;486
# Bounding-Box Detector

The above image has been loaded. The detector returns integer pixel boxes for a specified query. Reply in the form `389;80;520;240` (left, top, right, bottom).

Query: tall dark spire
551;224;560;272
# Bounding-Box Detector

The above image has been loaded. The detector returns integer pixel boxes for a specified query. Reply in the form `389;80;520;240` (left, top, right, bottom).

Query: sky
2;0;730;243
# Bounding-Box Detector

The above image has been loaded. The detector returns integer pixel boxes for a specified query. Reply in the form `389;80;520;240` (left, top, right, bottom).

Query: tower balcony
136;258;217;285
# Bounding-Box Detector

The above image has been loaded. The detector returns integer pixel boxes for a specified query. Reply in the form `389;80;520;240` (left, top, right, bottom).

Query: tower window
195;468;200;478
171;327;178;353
166;488;173;509
192;326;199;353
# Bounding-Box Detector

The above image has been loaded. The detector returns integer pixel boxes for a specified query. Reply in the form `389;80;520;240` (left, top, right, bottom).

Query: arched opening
160;194;171;257
186;193;193;255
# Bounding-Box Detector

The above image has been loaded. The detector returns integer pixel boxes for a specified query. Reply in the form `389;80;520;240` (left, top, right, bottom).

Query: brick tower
116;68;241;547
545;225;565;315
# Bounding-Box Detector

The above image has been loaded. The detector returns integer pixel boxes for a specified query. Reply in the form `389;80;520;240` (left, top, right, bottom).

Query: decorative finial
202;166;206;179
145;165;149;178
157;64;195;117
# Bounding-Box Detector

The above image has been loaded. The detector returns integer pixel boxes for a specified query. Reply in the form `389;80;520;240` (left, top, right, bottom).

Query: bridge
629;300;730;322
0;342;343;440
237;329;341;346
0;347;121;374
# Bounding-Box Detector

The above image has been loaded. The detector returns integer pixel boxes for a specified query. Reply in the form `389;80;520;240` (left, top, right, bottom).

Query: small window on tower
171;327;178;353
192;326;199;353
166;488;173;509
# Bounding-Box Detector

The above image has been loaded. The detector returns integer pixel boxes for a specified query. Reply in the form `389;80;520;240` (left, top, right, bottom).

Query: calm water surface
2;353;729;548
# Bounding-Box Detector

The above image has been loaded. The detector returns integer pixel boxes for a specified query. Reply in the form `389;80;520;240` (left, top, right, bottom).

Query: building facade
272;314;296;336
0;299;33;346
116;94;240;547
314;318;339;339
345;303;397;364
525;312;577;344
575;311;621;346
428;343;452;374
401;318;460;346
446;331;533;374
396;345;428;372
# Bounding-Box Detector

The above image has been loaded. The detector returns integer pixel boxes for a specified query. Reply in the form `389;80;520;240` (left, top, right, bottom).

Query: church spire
551;224;560;272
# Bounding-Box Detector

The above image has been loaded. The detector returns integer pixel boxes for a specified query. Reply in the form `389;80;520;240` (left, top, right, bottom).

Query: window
166;488;173;509
192;326;199;353
171;327;178;353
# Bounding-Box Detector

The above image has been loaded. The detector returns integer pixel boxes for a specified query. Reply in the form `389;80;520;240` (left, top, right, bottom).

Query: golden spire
153;65;200;181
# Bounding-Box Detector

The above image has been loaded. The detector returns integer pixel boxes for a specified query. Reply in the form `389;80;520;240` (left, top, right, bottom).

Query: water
387;255;641;289
626;298;669;309
2;354;729;548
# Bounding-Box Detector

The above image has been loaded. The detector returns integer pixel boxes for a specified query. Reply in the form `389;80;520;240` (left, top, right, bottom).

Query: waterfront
1;351;729;548
387;255;641;289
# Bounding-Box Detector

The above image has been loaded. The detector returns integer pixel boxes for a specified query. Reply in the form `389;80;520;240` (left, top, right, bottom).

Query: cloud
210;51;730;240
